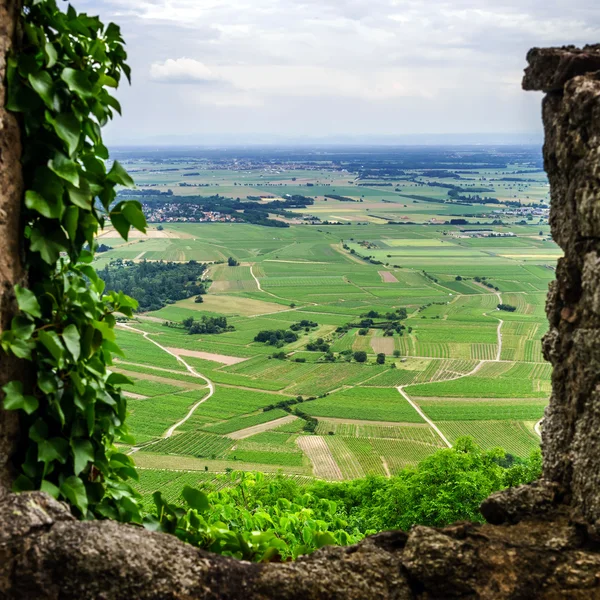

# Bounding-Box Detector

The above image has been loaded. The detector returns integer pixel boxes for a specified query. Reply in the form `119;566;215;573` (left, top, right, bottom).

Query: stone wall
2;31;600;598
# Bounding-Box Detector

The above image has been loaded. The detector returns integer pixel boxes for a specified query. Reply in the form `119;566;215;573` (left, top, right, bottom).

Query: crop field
302;387;424;422
437;421;540;457
99;147;556;481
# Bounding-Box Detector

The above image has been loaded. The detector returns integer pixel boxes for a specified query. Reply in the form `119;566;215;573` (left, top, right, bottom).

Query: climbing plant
1;0;145;521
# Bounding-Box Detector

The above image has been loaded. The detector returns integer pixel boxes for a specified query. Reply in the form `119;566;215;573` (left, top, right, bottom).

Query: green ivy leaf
41;479;60;498
63;205;79;240
38;437;69;464
109;210;130;241
61;67;93;97
106;160;134;187
71;439;94;475
29;227;67;264
25;189;63;219
182;486;209;512
66;183;92;209
1;381;39;415
48;152;80;187
28;70;55;109
62;324;81;360
50;113;81;157
14;284;42;318
44;41;57;68
10;316;35;340
38;330;66;362
60;476;89;514
12;475;34;493
121;201;147;233
107;372;133;386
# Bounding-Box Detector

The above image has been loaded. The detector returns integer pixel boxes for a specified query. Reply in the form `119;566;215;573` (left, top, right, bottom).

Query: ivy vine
1;0;145;521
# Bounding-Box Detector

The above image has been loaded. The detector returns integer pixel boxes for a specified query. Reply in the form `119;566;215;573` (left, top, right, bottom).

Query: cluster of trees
344;308;407;338
497;304;517;312
306;338;330;352
164;315;233;335
255;329;299;346
98;260;207;312
360;308;408;321
227;257;239;267
324;194;356;202
290;320;318;332
256;321;319;347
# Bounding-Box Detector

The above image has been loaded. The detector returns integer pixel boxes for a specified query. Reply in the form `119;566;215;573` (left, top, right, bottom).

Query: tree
353;351;367;363
376;353;386;365
393;350;401;358
227;257;239;267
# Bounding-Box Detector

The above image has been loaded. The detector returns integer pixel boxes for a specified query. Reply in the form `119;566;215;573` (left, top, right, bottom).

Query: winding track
117;323;214;445
397;291;506;449
249;264;263;291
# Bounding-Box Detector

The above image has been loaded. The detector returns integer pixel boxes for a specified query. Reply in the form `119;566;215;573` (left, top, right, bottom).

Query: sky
79;0;600;145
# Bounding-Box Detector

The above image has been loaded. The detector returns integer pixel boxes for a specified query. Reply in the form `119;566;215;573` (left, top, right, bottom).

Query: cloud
89;0;600;143
149;58;224;84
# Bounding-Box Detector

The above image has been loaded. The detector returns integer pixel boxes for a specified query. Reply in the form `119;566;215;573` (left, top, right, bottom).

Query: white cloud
85;0;600;143
149;58;223;84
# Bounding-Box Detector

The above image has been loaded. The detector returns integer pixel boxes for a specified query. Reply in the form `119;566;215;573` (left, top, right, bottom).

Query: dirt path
296;436;343;480
249;264;290;301
117;323;215;443
123;391;149;400
495;319;504;361
227;415;299;440
397;386;452;448
249;264;263;291
381;456;391;477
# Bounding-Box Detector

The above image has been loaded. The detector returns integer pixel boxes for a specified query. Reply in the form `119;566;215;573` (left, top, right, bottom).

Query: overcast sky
80;0;600;145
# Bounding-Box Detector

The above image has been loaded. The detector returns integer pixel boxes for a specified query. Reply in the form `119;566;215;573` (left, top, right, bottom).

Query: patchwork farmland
99;147;554;483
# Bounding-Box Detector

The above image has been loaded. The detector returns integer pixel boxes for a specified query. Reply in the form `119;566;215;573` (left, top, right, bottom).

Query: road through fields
117;323;214;444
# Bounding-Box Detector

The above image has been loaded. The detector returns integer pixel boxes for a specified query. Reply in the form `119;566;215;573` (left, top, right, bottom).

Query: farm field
100;146;554;483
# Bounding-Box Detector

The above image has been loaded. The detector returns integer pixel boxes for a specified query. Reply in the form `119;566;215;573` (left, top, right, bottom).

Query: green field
98;154;554;481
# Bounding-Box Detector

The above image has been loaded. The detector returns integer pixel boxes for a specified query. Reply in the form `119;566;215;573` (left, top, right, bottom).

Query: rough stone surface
0;0;24;491
3;40;600;599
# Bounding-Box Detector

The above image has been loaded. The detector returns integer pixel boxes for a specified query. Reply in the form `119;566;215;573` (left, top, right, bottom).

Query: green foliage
147;471;361;561
254;329;299;346
166;315;233;335
366;438;541;530
1;0;144;521
142;440;541;560
98;259;207;311
353;350;367;363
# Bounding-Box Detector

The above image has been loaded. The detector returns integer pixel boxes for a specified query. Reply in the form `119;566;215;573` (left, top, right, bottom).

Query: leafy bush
353;351;367;363
145;440;542;560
